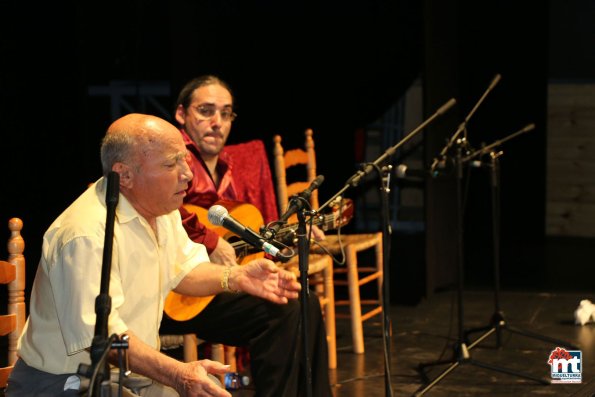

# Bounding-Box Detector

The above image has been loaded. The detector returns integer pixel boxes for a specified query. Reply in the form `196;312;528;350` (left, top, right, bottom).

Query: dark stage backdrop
0;1;591;307
0;1;421;303
423;1;549;296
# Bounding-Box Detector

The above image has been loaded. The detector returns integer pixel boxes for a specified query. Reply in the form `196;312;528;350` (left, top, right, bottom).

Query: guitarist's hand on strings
309;224;326;241
228;258;301;303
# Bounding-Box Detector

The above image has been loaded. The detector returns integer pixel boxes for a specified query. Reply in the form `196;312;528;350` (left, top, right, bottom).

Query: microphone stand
78;172;130;397
414;76;545;395
271;194;317;397
262;178;326;397
415;144;550;397
295;202;313;397
318;97;457;397
462;125;578;351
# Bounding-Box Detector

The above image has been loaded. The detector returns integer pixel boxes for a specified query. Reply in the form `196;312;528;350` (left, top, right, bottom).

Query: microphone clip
260;221;284;241
264;175;325;240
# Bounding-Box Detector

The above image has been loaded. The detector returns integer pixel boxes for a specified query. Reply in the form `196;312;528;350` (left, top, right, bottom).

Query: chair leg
224;346;237;372
207;343;226;384
375;233;384;305
323;258;337;369
346;245;365;354
210;343;225;364
183;334;198;362
180;335;236;385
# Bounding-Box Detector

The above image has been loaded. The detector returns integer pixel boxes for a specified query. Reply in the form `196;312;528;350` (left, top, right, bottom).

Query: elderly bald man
8;114;301;397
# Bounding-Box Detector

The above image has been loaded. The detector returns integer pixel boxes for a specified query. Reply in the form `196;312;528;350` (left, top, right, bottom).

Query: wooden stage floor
231;289;595;396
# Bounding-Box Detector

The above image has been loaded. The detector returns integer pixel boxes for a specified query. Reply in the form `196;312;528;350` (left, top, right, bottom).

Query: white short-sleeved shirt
18;177;209;374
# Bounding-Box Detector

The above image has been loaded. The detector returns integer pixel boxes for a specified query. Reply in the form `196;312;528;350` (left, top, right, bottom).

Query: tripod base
465;310;579;350
415;341;550;397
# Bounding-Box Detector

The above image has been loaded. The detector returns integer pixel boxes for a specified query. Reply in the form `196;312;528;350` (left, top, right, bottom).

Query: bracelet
221;266;241;293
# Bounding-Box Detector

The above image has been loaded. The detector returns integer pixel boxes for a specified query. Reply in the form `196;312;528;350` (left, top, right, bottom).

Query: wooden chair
0;218;26;388
273;129;383;355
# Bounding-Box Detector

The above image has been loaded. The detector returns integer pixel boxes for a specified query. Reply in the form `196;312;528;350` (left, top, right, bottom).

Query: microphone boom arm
462;123;535;164
431;73;501;174
320;97;457;212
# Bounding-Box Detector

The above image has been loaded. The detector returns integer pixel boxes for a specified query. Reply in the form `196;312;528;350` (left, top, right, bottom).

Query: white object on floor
574;299;595;325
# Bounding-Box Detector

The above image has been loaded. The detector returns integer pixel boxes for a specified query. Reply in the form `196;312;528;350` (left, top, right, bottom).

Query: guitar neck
230;208;349;258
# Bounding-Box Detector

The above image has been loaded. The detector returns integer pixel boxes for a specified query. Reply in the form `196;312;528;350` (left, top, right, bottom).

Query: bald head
99;113;193;220
100;113;181;175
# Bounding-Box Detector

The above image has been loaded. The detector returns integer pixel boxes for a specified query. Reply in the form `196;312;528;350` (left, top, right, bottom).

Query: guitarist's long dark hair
175;75;235;116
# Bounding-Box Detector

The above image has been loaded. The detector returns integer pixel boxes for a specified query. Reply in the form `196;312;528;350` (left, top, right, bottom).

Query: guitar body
164;200;265;321
164;198;353;321
183;201;265;246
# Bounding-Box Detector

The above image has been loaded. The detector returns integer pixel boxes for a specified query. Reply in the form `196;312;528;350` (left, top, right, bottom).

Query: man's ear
112;163;133;188
175;104;187;126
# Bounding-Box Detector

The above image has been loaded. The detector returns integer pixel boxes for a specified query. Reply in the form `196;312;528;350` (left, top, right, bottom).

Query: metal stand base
415;334;550;397
465;310;579;351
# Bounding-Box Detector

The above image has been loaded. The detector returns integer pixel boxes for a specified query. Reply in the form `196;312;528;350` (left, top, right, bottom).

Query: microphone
296;175;324;204
436;97;457;116
429;157;448;177
395;164;428;181
207;205;281;258
280;175;324;224
488;73;502;91
263;175;325;240
519;122;536;134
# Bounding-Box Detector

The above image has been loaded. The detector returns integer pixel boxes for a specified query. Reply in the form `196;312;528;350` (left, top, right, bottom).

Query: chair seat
313;233;382;255
278;253;332;276
160;334;185;349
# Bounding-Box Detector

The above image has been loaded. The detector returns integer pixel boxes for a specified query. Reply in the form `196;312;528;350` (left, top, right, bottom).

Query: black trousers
159;292;332;397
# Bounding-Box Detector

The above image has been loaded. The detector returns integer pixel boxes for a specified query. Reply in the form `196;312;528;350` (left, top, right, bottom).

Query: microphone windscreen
207;205;228;226
436;98;456;115
489;73;502;90
312;174;325;188
524;123;536;133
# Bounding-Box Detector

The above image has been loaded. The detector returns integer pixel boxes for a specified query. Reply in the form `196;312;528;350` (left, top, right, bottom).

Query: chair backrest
0;218;25;388
272;128;320;217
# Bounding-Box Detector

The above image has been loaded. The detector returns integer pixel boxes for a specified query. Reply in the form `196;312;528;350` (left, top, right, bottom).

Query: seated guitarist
159;75;332;397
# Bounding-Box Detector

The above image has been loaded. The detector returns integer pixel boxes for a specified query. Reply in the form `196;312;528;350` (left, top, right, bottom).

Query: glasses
192;104;237;122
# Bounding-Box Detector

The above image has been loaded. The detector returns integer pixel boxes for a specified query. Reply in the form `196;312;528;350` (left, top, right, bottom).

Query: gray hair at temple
100;127;137;176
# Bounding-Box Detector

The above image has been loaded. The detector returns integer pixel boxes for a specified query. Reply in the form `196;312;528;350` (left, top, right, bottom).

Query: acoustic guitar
164;199;354;321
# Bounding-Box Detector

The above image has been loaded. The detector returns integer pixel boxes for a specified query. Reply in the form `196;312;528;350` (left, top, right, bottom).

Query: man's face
176;84;234;158
123;124;194;218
